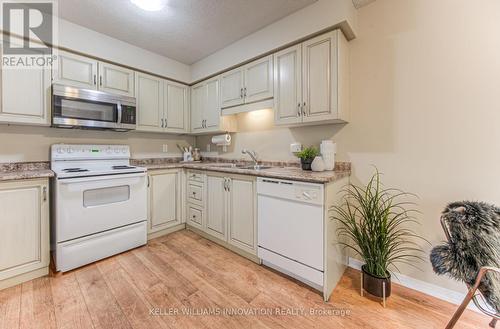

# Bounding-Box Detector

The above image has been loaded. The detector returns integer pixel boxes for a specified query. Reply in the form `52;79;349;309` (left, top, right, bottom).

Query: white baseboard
348;257;481;313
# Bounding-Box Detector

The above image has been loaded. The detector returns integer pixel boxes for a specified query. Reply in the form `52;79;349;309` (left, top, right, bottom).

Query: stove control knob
106;148;112;154
114;148;120;154
122;149;127;154
67;147;74;154
57;148;64;154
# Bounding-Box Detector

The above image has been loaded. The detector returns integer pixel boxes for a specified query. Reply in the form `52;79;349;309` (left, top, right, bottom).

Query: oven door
55;173;147;242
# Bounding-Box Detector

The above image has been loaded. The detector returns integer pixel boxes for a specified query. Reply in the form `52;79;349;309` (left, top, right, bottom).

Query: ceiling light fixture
130;0;167;12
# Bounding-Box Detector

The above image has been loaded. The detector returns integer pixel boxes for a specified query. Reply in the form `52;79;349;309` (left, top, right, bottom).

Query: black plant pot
362;265;391;298
300;158;313;170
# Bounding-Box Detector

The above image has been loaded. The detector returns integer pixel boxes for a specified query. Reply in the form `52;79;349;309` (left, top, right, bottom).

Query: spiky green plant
296;146;319;161
331;169;427;278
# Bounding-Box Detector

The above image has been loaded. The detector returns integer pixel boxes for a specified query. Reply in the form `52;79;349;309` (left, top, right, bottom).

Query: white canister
311;156;325;172
320;141;336;171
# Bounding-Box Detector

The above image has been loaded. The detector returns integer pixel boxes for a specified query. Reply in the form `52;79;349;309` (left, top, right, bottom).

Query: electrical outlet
290;143;302;153
162;144;168;153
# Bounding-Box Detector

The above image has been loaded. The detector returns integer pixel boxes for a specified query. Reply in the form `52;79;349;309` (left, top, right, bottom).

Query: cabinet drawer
187;171;205;183
187;205;203;229
187;183;203;205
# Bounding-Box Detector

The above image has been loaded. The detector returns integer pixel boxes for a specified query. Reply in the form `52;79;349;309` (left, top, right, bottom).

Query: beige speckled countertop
133;158;351;184
0;162;54;182
0;159;350;184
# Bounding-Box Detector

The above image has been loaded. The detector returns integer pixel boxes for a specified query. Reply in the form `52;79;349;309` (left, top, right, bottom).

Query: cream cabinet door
149;170;182;233
190;82;205;132
0;38;51;125
302;31;338;123
244;55;273;103
204;77;221;130
220;68;244;108
273;45;302;125
206;175;227;241
164;81;188;133
136;72;163;132
0;179;49;283
54;50;98;89
98;62;135;97
227;176;256;254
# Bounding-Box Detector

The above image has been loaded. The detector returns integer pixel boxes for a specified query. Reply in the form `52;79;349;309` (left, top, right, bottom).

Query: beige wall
0;125;194;162
199;0;500;294
336;0;500;292
196;109;343;161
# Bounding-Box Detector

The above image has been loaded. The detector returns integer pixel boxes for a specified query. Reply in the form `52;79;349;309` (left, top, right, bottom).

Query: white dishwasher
257;177;325;289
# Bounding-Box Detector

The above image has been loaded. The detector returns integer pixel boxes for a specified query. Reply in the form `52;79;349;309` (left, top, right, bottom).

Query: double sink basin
208;163;273;171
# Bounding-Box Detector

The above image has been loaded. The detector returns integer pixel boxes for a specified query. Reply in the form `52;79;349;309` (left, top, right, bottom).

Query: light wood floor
0;229;490;329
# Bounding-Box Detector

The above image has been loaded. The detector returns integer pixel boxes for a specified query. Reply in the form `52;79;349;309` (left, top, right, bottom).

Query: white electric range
51;144;148;272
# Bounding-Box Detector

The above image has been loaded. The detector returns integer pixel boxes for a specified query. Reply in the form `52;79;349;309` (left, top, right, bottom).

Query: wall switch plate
162;144;168;153
290;143;302;153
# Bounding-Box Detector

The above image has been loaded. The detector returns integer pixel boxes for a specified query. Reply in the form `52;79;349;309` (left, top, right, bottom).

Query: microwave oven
52;84;136;131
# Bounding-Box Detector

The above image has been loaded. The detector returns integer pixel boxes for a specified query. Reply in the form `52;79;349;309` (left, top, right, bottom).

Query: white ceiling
58;0;317;65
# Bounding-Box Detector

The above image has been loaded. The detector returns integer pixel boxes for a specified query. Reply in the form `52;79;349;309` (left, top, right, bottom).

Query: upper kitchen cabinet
163;81;189;133
54;51;135;97
220;68;244;108
220;55;273;115
136;72;164;133
273;44;302;125
98;62;135;97
0;36;51;126
190;76;237;135
274;30;349;126
54;51;98;90
244;55;274;103
136;72;190;133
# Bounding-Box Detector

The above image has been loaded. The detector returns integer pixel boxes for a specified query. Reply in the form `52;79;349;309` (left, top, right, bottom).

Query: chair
440;216;500;329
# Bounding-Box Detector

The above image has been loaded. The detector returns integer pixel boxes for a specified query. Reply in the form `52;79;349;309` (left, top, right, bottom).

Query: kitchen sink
239;165;272;170
208;163;272;170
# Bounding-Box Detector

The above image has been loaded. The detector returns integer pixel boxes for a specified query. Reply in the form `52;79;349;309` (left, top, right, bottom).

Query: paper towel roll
211;134;231;146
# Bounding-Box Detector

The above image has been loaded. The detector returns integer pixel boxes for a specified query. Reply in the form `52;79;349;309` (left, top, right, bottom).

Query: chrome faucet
242;149;258;166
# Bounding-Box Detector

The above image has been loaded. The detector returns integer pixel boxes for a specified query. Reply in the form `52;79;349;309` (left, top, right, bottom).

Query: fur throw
430;201;500;313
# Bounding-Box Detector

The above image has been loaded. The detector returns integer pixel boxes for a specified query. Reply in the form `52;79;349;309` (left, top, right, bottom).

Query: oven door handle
116;101;123;124
58;172;146;185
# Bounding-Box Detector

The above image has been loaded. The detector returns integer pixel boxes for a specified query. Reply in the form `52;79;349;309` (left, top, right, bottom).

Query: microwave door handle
117;101;123;124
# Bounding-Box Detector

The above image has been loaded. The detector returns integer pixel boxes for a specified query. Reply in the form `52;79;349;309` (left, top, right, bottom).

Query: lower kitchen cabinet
204;172;257;255
148;169;183;235
206;175;228;241
0;179;50;289
227;175;256;254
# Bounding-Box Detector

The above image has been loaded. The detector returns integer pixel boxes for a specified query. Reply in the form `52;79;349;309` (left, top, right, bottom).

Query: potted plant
330;169;427;301
296;146;319;170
